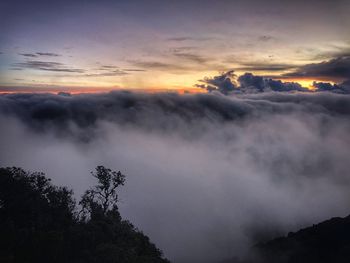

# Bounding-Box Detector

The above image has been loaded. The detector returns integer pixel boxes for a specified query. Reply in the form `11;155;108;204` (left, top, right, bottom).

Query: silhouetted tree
0;167;76;262
0;166;169;263
80;166;125;219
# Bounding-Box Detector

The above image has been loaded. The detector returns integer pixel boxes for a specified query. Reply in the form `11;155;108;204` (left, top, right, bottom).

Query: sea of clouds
1;91;350;262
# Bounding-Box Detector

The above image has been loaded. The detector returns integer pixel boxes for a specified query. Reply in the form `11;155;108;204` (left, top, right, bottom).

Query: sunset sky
1;0;349;93
2;2;350;262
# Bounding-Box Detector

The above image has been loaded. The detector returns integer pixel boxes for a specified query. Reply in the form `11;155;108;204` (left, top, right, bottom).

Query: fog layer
1;92;350;263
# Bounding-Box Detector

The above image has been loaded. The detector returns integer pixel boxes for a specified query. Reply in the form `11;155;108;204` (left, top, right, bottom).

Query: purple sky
0;0;349;92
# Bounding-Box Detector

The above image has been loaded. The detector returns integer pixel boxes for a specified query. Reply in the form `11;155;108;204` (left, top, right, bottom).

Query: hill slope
0;167;170;263
254;215;350;263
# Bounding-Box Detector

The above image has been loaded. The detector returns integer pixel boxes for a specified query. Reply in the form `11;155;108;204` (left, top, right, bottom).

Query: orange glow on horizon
288;79;316;90
276;78;337;91
0;86;206;95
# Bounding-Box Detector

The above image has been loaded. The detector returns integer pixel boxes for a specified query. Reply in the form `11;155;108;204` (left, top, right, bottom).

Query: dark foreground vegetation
221;214;350;263
0;166;169;263
253;215;350;263
1;166;350;263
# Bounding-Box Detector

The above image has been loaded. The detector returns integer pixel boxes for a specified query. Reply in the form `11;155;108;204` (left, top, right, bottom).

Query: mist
1;91;350;263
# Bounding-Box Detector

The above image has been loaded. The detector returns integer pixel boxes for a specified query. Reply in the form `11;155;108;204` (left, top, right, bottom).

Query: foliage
0;166;169;263
80;166;125;219
252;216;350;263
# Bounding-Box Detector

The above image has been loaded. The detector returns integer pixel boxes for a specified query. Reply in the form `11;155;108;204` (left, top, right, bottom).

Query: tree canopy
0;166;169;263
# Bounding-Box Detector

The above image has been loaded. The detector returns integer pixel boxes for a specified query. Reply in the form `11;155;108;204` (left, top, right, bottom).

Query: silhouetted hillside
254;215;350;263
3;165;350;263
0;167;170;263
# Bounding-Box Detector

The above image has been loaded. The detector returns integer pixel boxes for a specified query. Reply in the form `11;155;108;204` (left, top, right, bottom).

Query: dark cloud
36;52;61;57
1;91;350;140
19;52;61;57
341;79;350;89
98;65;119;70
283;55;350;80
298;46;350;61
169;46;197;53
173;52;209;64
168;46;209;64
313;81;342;92
0;92;251;133
197;70;350;95
238;73;308;93
12;60;85;73
167;37;193;42
197;71;310;95
238;73;265;92
196;70;237;94
19;53;38;58
312;80;350;94
93;65;145;75
57;91;72;97
166;36;215;42
130;60;188;71
236;63;296;72
130;50;212;72
123;68;147;72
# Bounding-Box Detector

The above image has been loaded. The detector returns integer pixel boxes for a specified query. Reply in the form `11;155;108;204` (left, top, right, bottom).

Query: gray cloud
341;79;350;89
130;60;188;71
238;73;308;93
196;70;237;94
36;52;61;57
1;92;350;263
312;80;350;94
197;71;310;94
12;60;85;73
84;69;128;77
168;46;209;64
19;52;61;58
98;65;119;70
123;68;147;72
169;46;197;53
166;36;216;42
313;81;341;92
19;53;38;58
283;55;350;80
197;71;350;95
90;65;146;76
173;52;209;64
236;63;296;72
298;46;350;61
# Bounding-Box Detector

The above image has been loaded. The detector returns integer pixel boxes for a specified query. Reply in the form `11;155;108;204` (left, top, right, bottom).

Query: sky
0;0;350;92
1;2;350;261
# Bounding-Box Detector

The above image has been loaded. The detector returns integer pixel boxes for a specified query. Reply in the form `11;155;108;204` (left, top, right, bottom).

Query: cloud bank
1;91;350;263
283;55;350;81
197;70;350;95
